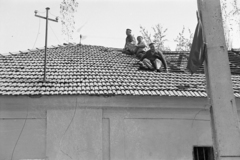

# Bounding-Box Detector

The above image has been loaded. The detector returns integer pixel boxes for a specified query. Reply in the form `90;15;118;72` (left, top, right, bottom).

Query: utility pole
34;7;58;82
197;0;240;159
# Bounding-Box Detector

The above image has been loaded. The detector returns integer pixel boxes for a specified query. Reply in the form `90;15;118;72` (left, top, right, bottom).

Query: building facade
1;44;240;160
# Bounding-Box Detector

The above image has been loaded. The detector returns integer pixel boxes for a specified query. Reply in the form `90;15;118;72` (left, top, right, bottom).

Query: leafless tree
60;0;79;42
140;24;170;51
221;0;240;49
174;26;193;51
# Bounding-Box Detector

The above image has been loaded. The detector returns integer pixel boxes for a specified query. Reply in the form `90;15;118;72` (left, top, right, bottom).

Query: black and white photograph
1;0;240;160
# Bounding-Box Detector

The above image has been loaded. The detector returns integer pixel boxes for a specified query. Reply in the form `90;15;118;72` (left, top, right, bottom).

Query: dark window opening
193;146;214;160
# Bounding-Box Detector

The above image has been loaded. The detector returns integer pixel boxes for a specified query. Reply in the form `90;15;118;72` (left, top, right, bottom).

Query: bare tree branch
140;24;170;51
60;0;79;42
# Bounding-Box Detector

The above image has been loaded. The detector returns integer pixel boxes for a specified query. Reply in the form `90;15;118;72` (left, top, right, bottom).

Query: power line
49;11;61;20
49;11;57;17
36;10;46;14
49;23;61;44
32;18;41;49
58;98;78;158
11;109;28;160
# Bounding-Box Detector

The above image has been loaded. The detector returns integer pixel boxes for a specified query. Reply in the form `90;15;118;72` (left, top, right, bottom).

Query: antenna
77;22;88;45
80;34;82;45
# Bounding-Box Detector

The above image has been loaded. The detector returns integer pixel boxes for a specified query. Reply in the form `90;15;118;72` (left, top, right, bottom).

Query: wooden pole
197;0;240;159
34;8;58;82
44;7;50;82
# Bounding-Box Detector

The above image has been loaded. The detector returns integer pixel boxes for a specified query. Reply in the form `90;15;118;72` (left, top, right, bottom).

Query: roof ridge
0;42;79;57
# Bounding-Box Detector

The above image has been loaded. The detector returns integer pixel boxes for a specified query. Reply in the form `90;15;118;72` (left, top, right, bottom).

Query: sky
0;0;239;55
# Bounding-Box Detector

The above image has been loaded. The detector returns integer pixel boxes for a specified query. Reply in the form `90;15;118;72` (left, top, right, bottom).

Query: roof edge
0;95;209;109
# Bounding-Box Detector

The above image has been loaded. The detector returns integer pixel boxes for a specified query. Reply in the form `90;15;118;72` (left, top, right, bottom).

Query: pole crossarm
35;15;58;22
34;7;58;82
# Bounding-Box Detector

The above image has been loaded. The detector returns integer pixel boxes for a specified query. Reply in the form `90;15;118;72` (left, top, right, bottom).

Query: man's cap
149;42;155;46
126;28;131;31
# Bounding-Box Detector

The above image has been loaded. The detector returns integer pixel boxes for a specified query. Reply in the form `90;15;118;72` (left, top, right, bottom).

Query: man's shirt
124;35;136;52
136;40;147;52
141;50;167;69
126;35;136;45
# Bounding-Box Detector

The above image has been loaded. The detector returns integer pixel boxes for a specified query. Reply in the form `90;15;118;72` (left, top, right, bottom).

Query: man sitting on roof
139;43;168;72
122;28;136;55
135;36;147;59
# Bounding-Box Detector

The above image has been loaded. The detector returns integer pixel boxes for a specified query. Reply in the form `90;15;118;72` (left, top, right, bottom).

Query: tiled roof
0;43;240;98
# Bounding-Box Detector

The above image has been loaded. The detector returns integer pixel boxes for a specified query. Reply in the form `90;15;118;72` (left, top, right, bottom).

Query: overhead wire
85;35;122;40
11;108;29;160
191;104;210;128
49;11;62;44
58;97;78;158
32;18;41;49
49;23;61;44
49;12;62;20
36;10;46;14
49;11;123;45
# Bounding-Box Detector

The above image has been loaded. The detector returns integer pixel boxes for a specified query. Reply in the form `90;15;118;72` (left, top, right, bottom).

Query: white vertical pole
197;0;240;159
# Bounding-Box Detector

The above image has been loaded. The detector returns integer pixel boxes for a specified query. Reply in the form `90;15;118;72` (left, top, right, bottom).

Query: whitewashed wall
0;96;239;160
